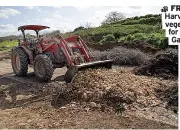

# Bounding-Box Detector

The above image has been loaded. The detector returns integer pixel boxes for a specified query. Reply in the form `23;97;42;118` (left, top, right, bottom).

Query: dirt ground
0;54;178;129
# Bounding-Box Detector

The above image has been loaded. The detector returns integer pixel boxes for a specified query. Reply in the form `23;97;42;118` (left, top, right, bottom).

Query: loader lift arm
53;35;95;67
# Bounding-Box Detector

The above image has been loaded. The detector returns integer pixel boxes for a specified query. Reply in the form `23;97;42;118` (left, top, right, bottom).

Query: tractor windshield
25;31;37;38
22;30;39;43
23;30;46;42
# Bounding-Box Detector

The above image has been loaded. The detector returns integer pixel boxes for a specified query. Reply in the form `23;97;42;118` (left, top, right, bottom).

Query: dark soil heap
134;48;178;79
154;83;178;113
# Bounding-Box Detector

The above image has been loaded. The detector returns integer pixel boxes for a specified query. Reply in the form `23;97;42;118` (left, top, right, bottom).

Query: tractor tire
11;47;28;76
34;54;54;82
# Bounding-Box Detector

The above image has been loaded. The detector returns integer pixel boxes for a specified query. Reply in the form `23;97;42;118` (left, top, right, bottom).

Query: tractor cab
18;25;50;44
18;25;50;39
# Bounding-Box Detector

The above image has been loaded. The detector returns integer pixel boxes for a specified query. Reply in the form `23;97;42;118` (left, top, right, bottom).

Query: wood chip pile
70;68;172;111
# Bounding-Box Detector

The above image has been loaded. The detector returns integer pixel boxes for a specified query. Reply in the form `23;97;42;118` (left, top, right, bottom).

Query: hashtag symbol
161;6;168;12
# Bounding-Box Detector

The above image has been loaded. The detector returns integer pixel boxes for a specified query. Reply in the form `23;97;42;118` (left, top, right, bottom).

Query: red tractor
11;25;112;83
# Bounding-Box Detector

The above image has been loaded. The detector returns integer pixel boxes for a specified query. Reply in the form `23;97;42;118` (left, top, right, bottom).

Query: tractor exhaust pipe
64;60;113;83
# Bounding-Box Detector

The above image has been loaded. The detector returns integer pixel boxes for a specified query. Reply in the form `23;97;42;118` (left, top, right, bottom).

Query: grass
0;41;18;51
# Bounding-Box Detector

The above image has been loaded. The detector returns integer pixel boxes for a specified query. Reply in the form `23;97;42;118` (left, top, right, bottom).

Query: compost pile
61;68;171;111
93;46;150;66
134;48;178;79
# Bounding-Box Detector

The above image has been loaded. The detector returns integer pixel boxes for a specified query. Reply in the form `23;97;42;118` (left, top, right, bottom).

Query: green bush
100;34;116;43
133;33;146;41
159;37;168;49
113;32;121;39
119;37;126;43
126;35;132;41
118;32;166;49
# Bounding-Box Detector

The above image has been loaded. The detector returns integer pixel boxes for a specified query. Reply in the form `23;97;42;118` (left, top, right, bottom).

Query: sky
0;6;162;37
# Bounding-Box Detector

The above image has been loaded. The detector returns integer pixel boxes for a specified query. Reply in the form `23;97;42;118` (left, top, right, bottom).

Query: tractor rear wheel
34;54;54;82
11;47;28;76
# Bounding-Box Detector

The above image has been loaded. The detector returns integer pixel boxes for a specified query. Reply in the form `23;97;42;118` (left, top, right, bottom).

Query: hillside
63;14;168;50
0;14;171;51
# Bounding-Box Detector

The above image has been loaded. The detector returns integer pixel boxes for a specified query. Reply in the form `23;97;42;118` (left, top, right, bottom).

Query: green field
0;40;18;51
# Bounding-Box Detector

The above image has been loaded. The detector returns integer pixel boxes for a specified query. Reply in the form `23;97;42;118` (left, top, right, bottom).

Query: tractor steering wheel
34;39;40;44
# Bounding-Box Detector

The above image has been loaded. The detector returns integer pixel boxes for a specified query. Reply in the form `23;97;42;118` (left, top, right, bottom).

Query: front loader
52;35;112;83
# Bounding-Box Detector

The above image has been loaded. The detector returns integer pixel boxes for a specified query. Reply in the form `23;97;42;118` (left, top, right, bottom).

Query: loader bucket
64;60;113;83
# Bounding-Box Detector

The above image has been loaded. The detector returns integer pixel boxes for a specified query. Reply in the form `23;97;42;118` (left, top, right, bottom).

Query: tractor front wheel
34;54;54;82
11;47;28;76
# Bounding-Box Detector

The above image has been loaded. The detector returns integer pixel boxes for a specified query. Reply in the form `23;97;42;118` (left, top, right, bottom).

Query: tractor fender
19;46;34;65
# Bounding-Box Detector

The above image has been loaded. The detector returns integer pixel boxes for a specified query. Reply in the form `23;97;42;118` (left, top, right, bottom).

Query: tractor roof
18;25;50;31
